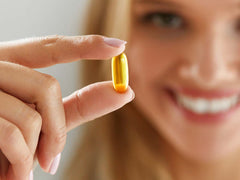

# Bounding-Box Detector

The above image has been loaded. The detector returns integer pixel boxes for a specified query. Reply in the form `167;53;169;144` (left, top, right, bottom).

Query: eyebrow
135;0;183;8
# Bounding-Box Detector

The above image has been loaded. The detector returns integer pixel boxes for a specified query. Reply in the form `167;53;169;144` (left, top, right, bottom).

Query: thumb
63;81;135;132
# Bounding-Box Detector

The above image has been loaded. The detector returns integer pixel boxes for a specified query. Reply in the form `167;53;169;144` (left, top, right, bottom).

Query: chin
157;118;240;164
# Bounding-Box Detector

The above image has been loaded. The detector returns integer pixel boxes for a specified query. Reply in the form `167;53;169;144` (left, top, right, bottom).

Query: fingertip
127;86;135;101
100;36;127;59
36;132;65;174
71;35;127;60
36;138;53;173
48;153;61;175
103;37;127;48
36;148;48;172
113;84;135;97
108;82;134;104
64;81;134;131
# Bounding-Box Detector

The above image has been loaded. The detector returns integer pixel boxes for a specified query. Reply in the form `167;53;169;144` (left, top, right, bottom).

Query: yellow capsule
111;53;129;93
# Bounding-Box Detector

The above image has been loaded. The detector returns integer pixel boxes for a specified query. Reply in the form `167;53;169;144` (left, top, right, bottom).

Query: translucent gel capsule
111;53;129;93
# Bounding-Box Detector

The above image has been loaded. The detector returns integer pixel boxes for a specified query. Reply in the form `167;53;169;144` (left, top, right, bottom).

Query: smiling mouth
164;87;240;122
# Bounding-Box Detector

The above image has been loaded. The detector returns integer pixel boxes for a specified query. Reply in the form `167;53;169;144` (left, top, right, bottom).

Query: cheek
127;36;178;85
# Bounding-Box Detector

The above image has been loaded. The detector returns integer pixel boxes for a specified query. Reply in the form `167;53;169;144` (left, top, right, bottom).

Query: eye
143;12;184;29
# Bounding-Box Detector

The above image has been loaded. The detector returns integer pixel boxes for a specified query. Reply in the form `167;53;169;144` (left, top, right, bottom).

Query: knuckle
4;124;21;144
26;111;42;132
75;89;90;121
75;92;84;120
84;35;99;52
41;35;64;43
85;34;101;43
21;152;33;166
85;35;95;44
40;35;64;48
77;35;101;57
40;35;64;63
42;74;61;96
15;105;42;133
54;126;67;147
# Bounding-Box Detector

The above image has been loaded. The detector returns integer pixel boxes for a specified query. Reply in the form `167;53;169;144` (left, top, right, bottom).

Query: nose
179;28;238;88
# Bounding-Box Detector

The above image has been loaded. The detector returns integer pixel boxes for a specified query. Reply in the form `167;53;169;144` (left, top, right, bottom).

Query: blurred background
0;0;89;179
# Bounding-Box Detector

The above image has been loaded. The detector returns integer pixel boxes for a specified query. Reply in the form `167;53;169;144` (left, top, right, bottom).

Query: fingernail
48;153;61;175
131;91;135;100
29;170;33;180
104;37;127;48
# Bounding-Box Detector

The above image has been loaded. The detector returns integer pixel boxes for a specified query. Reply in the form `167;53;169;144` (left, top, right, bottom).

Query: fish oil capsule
112;53;129;93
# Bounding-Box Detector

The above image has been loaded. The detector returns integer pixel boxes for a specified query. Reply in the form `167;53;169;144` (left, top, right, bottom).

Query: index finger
0;35;126;68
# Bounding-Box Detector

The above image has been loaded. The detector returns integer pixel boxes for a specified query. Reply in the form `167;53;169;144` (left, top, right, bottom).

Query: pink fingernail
29;170;33;180
131;91;135;100
104;37;127;48
48;153;61;175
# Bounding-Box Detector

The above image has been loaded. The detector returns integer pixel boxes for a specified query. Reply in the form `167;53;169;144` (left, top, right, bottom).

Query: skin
128;0;240;179
2;0;240;179
0;35;134;180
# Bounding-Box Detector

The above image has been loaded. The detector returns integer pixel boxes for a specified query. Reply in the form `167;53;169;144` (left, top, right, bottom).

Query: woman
65;0;240;179
1;0;240;179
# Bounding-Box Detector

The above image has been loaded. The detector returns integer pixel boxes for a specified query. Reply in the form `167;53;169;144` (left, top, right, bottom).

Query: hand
0;35;134;180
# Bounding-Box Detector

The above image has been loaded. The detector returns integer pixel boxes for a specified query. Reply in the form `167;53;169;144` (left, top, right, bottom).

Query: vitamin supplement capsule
111;53;129;93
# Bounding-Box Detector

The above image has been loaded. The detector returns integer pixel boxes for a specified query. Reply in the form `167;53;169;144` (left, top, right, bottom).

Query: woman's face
128;0;240;162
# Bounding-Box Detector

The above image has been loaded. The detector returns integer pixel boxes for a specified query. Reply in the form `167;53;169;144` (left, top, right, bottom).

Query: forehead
132;0;240;17
133;0;240;9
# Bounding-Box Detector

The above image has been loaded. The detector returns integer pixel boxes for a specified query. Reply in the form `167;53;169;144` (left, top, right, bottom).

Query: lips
176;88;240;99
164;87;240;123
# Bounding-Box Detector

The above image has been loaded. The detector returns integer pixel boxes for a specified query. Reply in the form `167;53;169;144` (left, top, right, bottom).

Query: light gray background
0;0;89;179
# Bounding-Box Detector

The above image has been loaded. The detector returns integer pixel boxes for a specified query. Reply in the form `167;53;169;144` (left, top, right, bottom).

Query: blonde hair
64;0;171;179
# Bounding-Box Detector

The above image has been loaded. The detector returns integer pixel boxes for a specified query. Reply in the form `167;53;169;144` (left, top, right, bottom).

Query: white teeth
176;94;239;114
